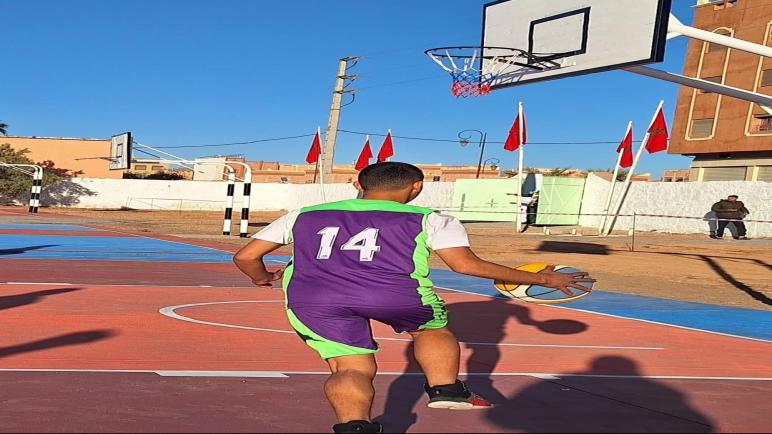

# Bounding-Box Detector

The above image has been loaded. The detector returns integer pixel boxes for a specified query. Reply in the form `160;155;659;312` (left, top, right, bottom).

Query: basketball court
1;217;770;432
3;0;772;432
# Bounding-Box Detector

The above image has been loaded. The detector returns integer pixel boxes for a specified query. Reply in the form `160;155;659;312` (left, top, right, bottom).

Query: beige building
669;0;772;182
204;156;502;184
1;135;123;178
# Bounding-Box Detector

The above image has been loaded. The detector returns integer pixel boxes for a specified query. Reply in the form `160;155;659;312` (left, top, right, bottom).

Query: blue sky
2;0;698;177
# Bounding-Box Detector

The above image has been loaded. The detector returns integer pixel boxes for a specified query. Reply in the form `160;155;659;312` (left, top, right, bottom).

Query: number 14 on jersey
316;227;381;262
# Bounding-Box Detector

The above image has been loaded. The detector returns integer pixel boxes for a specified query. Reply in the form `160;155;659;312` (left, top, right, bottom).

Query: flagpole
599;121;631;235
604;101;664;236
516;102;525;233
318;126;327;202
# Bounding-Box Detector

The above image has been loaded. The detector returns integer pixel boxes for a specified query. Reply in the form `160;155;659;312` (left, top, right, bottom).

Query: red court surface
1;222;771;433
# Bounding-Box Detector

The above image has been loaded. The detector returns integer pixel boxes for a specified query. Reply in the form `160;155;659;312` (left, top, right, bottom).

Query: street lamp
458;129;488;179
483;158;500;175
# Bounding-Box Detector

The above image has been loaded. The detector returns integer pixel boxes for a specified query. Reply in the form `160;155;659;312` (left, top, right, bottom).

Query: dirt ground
6;207;771;311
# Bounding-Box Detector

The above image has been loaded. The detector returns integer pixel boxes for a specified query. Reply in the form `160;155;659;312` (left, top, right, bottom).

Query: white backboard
482;0;671;89
110;132;132;170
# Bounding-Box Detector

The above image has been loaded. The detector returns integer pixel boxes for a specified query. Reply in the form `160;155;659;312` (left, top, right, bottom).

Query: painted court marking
0;368;769;382
159;300;664;351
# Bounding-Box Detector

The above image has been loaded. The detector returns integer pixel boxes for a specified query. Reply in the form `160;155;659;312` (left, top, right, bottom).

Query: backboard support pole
623;65;772;108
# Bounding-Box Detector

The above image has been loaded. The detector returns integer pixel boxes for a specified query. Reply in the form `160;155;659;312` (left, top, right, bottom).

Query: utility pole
322;56;359;182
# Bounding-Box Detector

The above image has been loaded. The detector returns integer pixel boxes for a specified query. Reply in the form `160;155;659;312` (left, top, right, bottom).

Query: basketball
494;263;593;304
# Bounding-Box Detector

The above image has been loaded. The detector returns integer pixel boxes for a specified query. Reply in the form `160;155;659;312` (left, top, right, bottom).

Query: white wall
50;178;456;212
579;173;772;237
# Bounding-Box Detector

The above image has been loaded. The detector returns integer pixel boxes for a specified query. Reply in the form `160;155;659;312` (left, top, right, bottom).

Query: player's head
728;194;738;202
356;162;424;203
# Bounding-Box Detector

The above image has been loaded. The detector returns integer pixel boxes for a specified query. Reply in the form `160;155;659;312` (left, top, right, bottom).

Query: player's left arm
233;239;285;286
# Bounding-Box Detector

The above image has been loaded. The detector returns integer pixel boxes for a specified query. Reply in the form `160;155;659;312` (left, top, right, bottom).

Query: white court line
436;286;772;345
0;368;286;378
4;282;74;286
2;368;769;382
159;301;664;351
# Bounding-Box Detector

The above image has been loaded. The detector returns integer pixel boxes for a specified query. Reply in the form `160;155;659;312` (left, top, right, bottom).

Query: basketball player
233;162;593;433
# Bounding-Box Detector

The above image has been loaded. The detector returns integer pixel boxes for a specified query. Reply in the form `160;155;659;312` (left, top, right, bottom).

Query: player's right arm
434;247;595;296
233;210;298;287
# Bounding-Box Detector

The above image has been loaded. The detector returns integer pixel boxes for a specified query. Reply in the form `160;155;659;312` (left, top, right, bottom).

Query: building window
699;76;722;93
433;176;441;182
706;30;731;53
690;118;715;138
761;69;772;88
750;115;772;133
702;166;746;182
151;165;164;171
134;165;147;170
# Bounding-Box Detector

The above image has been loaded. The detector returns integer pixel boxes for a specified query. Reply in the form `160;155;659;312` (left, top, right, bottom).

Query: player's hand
538;265;596;296
251;269;284;287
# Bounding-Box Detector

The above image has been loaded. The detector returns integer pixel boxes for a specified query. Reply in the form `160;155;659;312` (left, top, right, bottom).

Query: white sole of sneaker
427;401;483;410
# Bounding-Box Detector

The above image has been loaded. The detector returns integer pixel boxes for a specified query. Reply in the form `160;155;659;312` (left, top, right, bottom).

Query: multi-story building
669;0;772;182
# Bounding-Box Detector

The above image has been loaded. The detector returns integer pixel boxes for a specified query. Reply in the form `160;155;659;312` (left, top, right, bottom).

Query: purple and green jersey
253;199;470;359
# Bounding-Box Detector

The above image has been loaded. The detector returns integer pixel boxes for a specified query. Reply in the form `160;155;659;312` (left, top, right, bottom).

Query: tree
588;168;630;181
0;143;78;202
0;121;7;135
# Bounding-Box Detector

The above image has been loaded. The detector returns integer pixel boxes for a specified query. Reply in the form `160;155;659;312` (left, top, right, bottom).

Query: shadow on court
0;245;57;256
698;255;772;308
536;241;610;255
376;299;588;433
0;287;81;312
0;330;116;359
486;356;715;433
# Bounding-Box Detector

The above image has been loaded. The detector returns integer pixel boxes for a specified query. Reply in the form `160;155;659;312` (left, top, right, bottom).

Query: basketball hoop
425;46;555;98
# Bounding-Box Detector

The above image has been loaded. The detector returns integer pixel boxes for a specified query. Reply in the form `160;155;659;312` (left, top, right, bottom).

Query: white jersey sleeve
425;212;470;251
251;209;300;245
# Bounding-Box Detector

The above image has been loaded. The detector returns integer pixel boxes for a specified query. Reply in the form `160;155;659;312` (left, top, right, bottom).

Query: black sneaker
709;235;719;239
424;380;493;410
332;420;382;433
736;236;750;240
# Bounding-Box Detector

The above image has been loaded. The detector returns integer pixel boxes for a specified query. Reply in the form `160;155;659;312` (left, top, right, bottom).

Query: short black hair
358;162;424;191
728;195;739;198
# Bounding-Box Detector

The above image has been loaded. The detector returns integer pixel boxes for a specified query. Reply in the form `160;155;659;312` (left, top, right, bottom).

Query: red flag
616;126;634;168
306;130;322;164
377;131;394;162
645;107;669;153
355;137;374;171
504;111;527;151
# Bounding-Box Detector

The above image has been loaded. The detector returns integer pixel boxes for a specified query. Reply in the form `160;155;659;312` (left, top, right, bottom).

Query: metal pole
223;171;235;235
516;102;525;233
668;14;772;58
624;66;772;108
599;122;631;235
239;166;252;238
476;133;488;179
606;101;664;236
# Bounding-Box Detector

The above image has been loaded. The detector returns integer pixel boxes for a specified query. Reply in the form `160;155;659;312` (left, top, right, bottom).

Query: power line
338;129;642;145
151;133;317;149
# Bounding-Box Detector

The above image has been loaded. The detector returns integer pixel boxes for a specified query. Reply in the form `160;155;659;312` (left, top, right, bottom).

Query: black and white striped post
239;179;252;238
0;163;42;213
29;168;43;213
222;170;236;235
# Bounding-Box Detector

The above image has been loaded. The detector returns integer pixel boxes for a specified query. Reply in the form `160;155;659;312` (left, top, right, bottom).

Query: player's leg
366;300;492;410
286;307;383;433
326;354;379;427
735;221;748;239
409;327;460;386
